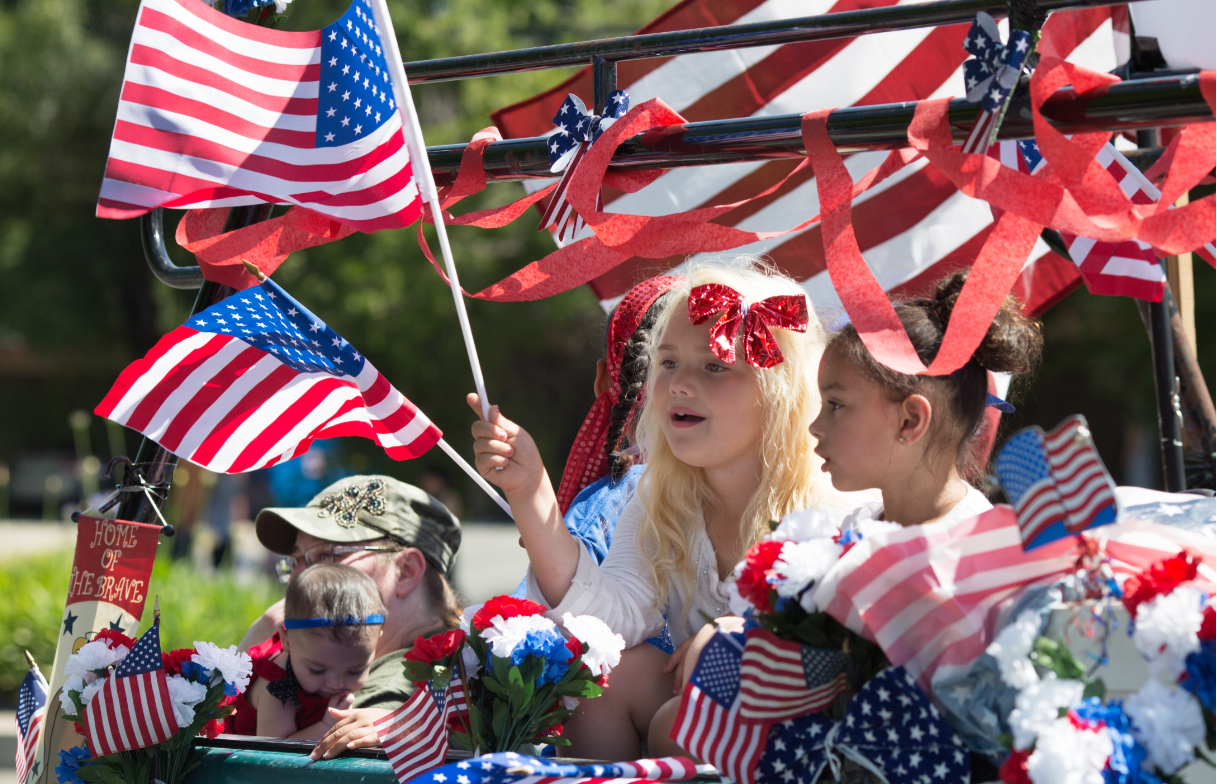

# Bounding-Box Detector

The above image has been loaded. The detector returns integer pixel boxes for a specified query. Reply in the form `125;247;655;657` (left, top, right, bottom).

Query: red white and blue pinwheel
961;12;1034;153
539;90;630;242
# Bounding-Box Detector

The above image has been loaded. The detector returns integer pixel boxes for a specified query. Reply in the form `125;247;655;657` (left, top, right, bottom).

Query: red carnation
1121;552;1199;616
162;647;197;676
471;596;547;631
734;540;785;614
1200;605;1215;641
565;635;583;662
202;719;224;739
405;629;467;665
94;628;136;651
999;749;1031;784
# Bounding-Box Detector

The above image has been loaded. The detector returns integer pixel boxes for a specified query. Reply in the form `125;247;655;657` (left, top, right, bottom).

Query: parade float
9;0;1215;781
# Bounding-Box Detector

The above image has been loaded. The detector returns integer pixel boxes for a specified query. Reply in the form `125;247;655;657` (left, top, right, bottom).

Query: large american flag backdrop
97;0;422;232
95;278;441;473
493;0;1126;313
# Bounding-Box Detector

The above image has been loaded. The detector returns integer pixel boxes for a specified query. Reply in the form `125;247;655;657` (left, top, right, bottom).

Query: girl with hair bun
810;269;1043;529
470;258;841;758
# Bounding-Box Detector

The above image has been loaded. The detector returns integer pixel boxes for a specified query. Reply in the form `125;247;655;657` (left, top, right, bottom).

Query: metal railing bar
401;0;1140;83
143;72;1209;289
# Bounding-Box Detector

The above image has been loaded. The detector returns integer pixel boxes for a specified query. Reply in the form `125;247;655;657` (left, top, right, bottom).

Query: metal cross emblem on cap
316;478;388;527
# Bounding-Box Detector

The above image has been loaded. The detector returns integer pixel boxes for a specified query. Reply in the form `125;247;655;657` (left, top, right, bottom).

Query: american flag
95;277;440;473
990;139;1214;302
995;414;1119;550
375;681;455;783
96;0;422;232
808;507;1215;692
737;627;849;720
14;662;48;784
671;631;768;784
83;619;179;757
492;0;1123;313
401;752;698;784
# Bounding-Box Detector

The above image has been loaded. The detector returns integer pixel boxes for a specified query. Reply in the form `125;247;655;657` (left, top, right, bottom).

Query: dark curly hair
604;291;675;480
829;270;1043;478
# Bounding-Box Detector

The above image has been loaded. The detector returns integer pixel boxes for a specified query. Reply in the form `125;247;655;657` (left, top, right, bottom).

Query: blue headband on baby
282;614;385;629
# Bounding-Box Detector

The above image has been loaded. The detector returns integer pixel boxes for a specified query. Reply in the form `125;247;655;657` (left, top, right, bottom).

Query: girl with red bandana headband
470;259;843;758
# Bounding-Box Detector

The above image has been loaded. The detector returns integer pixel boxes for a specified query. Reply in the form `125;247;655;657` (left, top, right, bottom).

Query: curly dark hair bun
829;268;1043;479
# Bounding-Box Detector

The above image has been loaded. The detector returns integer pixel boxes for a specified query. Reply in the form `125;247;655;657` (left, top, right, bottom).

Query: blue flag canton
316;0;395;148
17;671;47;736
691;631;742;707
1017;139;1045;174
995;428;1052;505
115;621;165;678
188;281;368;379
801;645;849;687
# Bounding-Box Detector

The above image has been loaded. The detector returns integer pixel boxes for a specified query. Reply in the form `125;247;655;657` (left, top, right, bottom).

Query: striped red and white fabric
375;682;452;784
611;759;700;779
737;627;848;720
95;278;440;473
1043;414;1118;531
808;506;1216;691
83;620;178;757
493;0;1126;314
97;0;422;232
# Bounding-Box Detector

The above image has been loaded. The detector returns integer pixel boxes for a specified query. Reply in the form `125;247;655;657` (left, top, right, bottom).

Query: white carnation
986;610;1041;690
1008;676;1084;750
479;614;557;659
65;640;128;679
272;0;291;12
726;576;752;617
460;603;482;634
770;508;838;543
773;538;843;610
461;642;482;679
1124;678;1206;774
165;674;207;728
1026;717;1112;784
561;613;625;677
562;696;580;710
192;641;253;694
1133;586;1205;677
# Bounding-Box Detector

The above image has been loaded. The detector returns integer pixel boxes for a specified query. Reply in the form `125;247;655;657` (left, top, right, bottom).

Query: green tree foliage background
0;0;1211;517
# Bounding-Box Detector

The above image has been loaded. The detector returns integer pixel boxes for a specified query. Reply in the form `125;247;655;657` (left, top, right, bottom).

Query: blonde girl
469;258;839;758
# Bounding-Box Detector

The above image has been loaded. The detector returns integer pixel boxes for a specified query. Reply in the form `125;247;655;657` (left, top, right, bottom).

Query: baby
228;563;385;738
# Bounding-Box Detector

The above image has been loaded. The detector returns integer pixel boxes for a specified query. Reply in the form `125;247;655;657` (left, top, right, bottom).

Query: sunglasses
273;543;401;584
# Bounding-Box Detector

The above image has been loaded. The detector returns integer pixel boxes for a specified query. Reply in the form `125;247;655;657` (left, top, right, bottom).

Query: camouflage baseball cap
255;475;461;576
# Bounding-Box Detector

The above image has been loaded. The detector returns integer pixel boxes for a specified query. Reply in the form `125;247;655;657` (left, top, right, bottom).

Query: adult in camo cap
238;475;462;725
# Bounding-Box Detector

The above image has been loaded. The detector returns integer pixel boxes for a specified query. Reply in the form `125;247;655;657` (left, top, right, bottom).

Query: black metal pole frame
116;204;275;525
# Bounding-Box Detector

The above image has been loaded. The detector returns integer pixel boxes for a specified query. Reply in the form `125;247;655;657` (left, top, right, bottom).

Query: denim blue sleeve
562;465;643;564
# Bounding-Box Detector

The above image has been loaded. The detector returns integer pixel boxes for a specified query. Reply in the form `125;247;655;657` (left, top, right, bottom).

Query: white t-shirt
838;484;993;532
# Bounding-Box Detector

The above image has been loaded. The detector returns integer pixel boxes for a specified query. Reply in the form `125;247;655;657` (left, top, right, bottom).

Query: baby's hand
327;692;355;717
468;394;546;497
310;707;389;760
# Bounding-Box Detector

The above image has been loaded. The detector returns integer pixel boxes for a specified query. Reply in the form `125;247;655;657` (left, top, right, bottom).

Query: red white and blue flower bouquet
55;620;252;784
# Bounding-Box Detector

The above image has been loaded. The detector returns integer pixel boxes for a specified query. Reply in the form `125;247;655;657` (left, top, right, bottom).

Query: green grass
0;545;282;706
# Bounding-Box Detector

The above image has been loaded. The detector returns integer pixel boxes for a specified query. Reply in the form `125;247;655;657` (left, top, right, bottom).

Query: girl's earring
898;437;906;444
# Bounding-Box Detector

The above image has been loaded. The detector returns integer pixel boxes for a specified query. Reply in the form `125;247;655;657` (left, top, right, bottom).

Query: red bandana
555;275;683;514
687;283;809;369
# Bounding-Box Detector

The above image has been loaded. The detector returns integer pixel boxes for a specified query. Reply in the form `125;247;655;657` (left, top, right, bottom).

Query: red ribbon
687;284;809;369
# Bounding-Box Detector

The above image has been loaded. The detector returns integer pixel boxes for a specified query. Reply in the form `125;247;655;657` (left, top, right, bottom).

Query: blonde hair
634;258;828;609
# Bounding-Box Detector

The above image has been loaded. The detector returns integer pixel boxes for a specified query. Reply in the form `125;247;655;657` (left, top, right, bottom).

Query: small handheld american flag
374;678;456;783
95;276;440;473
84;618;179;757
671;631;768;784
995;414;1119;550
14;656;48;784
737;627;849;721
98;0;423;232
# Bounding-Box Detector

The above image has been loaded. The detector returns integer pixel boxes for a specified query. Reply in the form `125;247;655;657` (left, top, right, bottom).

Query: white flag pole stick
438;439;513;520
369;0;492;421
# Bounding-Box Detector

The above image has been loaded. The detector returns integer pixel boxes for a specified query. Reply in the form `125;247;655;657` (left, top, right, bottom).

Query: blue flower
1071;699;1163;784
180;659;212;684
510;627;574;686
221;0;273;18
1181;639;1215;713
55;746;92;784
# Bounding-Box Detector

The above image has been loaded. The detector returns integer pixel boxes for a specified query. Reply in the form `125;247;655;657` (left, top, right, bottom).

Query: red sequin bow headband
687;283;809;368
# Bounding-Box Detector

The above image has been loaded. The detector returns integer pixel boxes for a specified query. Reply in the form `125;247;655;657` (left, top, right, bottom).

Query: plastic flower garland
57;634;252;784
404;595;624;752
726;509;893;684
992;551;1215;784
